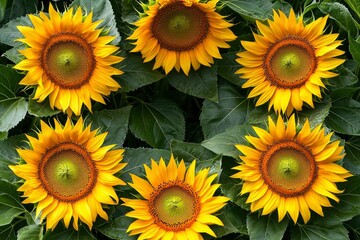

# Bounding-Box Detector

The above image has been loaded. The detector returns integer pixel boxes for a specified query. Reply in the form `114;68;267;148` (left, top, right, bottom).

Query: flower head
15;4;123;115
237;9;344;115
129;0;236;75
10;118;126;230
122;155;228;239
232;115;352;224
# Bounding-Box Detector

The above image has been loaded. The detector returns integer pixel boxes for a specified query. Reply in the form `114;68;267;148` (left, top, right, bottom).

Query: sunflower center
151;2;209;51
39;142;97;202
260;140;317;197
264;37;317;88
149;181;200;231
42;33;95;89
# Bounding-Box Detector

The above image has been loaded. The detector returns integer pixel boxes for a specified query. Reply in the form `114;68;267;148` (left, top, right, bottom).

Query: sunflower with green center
122;155;228;239
232;115;352;224
9;118;126;230
14;4;123;116
128;0;236;75
236;9;344;115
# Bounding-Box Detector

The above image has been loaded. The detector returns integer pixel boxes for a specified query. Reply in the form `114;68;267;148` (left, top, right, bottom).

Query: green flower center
39;143;97;202
264;37;317;88
260;140;317;197
149;181;200;231
42;33;95;89
151;2;209;51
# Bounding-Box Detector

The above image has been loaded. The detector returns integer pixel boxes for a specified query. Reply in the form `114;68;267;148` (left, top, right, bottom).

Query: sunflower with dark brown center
128;0;236;75
236;9;345;115
232;115;352;224
121;155;228;239
9;118;126;230
15;4;123;116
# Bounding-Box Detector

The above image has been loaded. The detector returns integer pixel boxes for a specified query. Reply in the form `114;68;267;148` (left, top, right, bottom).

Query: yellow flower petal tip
10;118;126;230
15;4;123;116
237;9;344;115
232;115;351;224
129;0;236;75
122;154;228;239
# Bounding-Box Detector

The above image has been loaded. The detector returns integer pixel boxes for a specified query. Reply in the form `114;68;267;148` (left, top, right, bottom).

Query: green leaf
129;99;185;148
349;36;360;65
212;203;248;237
200;82;249;139
217;52;244;87
327;65;358;89
43;225;96;240
344;0;360;18
201;124;256;159
3;47;24;64
120;148;171;184
344;136;360;175
224;0;291;21
0;180;26;226
318;2;358;36
87;106;132;147
7;0;38;21
0;97;28;132
117;53;165;92
70;0;121;45
0;0;7;22
17;225;43;240
167;65;218;102
0;132;7;140
247;213;289;240
298;97;332;127
0;16;30;47
0;134;27;182
170;140;222;176
346;215;360;240
0;64;23;100
97;216;137;240
325;98;360;135
28;99;60;118
0;224;17;240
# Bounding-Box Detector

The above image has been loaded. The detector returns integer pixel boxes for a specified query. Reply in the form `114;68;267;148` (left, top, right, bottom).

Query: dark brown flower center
42;33;95;89
39;142;97;202
259;140;317;197
151;1;209;51
263;37;317;88
148;180;200;231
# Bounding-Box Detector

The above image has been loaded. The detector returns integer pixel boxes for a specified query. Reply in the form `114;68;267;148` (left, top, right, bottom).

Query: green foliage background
0;0;359;239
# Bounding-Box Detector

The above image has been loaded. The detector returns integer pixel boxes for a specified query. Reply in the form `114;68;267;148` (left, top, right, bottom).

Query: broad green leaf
0;0;7;22
325;98;360;135
0;16;30;47
201;124;256;159
346;215;360;240
344;136;360;174
0;97;28;132
0;64;23;100
330;87;360;102
17;225;43;240
129;99;185;148
3;47;24;64
0;132;7;140
0;180;26;226
28;99;60;117
97;216;136;240
170;140;222;176
344;0;360;18
120;148;171;184
121;0;141;24
217;52;244;87
70;0;121;45
327;65;358;89
298;97;332;127
200;82;249;139
0;134;27;182
8;0;38;21
212;204;248;237
349;36;360;65
117;53;165;92
318;2;358;36
224;0;291;21
87;106;132;147
0;224;17;240
167;65;218;102
247;213;289;240
43;225;96;240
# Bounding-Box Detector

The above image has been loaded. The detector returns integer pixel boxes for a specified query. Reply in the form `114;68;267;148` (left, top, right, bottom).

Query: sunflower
236;9;344;115
128;0;236;75
121;155;228;239
14;4;123;116
9;118;126;230
232;115;352;224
